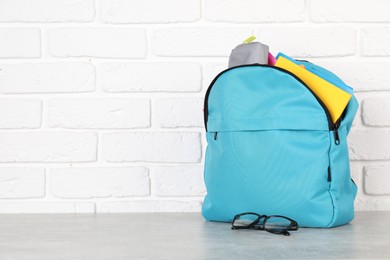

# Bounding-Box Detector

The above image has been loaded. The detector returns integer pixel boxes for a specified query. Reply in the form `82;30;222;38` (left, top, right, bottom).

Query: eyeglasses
231;212;299;236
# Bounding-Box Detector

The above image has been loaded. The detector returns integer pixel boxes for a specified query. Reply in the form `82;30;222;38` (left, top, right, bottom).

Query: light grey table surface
0;212;388;260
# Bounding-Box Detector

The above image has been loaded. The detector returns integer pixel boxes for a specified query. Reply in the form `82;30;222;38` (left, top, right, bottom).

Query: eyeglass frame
231;212;299;236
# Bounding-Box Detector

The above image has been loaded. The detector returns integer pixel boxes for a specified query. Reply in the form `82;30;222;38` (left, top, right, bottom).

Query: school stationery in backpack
202;38;358;228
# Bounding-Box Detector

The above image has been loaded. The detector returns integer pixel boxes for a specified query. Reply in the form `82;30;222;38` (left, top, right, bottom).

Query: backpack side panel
327;96;359;227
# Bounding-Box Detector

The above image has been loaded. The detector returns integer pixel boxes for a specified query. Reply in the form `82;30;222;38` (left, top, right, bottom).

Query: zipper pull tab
214;132;218;140
333;128;340;145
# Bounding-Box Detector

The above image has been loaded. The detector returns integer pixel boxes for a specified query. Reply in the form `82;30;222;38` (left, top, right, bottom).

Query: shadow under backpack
202;62;358;228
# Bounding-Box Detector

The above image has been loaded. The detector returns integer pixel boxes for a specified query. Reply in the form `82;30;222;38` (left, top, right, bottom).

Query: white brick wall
48;28;146;58
313;61;390;91
100;62;201;92
152;27;253;56
153;166;205;196
154;98;203;128
362;98;390;126
50;167;150;198
364;165;390;195
0;0;95;22
48;98;151;129
0;168;45;198
310;0;390;22
349;130;390;160
0;63;95;93
0;0;389;213
361;27;390;56
0;28;40;58
102;132;201;163
0;132;97;162
205;0;305;23
0;99;41;128
100;0;201;23
257;27;356;57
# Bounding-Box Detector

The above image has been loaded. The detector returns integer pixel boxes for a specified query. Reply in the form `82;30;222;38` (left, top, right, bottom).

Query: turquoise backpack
202;62;358;228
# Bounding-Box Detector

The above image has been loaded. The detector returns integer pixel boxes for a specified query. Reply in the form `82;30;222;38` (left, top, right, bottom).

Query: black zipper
333;118;341;145
327;166;332;182
203;63;342;143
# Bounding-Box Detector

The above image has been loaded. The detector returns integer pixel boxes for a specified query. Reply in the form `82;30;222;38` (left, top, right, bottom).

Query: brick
0;168;45;198
100;0;200;23
153;165;205;196
102;132;201;163
152;27;252;56
206;0;305;22
0;99;41;128
362;27;390;56
364;165;390;195
48;28;146;58
154;98;203;128
0;202;95;213
362;97;390;126
257;27;356;57
0;132;97;162
314;61;390;92
99;200;202;213
0;28;40;58
310;0;390;22
348;130;390;160
0;0;94;22
48;98;150;129
0;63;95;94
50;167;150;198
101;62;201;92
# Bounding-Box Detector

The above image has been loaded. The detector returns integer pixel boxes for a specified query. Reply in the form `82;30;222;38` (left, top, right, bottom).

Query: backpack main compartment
202;64;358;228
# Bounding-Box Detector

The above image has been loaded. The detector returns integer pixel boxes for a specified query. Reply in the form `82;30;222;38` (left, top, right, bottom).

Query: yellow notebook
275;56;352;123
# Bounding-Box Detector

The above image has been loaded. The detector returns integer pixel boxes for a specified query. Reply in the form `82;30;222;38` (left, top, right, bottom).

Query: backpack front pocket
203;129;334;227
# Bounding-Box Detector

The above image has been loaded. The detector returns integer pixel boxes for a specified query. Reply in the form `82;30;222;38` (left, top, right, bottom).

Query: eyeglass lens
232;213;297;236
233;213;260;227
264;216;293;232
